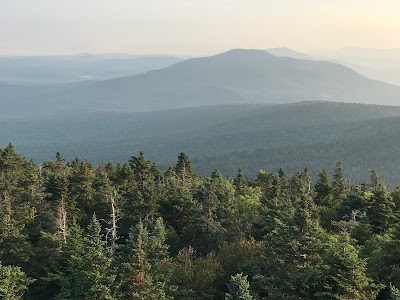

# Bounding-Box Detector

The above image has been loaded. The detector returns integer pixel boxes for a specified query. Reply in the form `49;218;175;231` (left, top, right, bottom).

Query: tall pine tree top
175;152;195;184
225;273;253;300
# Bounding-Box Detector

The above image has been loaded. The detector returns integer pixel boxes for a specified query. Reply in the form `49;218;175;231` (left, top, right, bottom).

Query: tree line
1;143;400;299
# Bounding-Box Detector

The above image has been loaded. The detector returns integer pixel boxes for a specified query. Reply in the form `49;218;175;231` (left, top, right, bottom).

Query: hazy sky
1;0;400;56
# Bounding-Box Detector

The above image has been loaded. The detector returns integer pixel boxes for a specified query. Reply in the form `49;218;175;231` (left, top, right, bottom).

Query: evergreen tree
367;187;395;233
68;159;95;224
314;169;332;203
129;151;157;191
119;221;168;300
314;232;379;299
175;152;195;186
68;215;116;300
181;178;229;254
0;195;31;265
233;168;247;196
332;162;347;199
159;176;198;235
370;169;386;191
225;273;253;300
379;226;400;288
41;221;84;299
171;247;223;300
0;262;34;300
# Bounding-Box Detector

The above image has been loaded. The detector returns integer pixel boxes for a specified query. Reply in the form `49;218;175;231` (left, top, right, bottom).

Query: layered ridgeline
0;53;182;84
266;47;400;86
3;101;400;186
2;49;400;118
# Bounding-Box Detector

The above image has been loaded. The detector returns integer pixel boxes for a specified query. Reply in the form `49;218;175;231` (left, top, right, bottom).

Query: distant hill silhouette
266;47;314;60
2;49;400;118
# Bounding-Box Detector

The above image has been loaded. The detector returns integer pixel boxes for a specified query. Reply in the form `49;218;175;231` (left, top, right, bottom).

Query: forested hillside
4;101;400;186
2;145;400;299
3;49;400;118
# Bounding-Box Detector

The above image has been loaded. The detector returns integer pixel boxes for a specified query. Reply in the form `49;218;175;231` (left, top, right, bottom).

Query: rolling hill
2;49;400;118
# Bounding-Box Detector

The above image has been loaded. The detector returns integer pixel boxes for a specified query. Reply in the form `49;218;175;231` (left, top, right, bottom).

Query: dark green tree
0;262;34;300
332;162;347;199
68;215;116;300
367;187;395;233
119;220;169;300
175;152;195;186
225;273;253;300
314;169;332;203
233;169;247;196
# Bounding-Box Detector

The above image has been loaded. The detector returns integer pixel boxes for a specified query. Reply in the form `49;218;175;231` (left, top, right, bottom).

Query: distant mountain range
2;48;400;118
3;101;400;185
266;47;400;86
266;48;314;60
0;54;183;84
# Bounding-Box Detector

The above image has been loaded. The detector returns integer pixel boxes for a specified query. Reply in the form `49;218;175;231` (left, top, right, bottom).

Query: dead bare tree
104;190;121;254
57;196;68;244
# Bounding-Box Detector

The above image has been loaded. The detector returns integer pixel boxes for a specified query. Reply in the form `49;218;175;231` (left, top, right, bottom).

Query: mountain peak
218;48;273;57
266;48;313;60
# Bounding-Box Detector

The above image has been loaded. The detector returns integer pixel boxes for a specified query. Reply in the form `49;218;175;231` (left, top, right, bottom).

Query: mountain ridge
2;49;400;119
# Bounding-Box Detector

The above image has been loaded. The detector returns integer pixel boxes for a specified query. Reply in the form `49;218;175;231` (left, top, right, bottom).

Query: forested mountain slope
3;101;400;185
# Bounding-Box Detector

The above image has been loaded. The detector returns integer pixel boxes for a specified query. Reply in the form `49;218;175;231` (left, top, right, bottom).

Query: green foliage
0;262;34;300
333;162;347;199
60;215;116;300
314;232;379;299
315;169;332;204
171;247;223;300
225;273;253;300
119;219;170;300
1;146;400;299
367;188;395;233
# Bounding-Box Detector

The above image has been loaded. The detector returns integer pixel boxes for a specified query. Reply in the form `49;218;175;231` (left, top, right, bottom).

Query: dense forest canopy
4;101;400;187
2;144;400;299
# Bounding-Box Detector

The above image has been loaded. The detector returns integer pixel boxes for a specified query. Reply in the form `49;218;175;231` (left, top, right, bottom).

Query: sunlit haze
1;0;400;56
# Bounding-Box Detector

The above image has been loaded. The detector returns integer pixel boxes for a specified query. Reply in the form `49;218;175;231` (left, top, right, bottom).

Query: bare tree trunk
110;194;117;253
105;190;119;254
57;196;68;244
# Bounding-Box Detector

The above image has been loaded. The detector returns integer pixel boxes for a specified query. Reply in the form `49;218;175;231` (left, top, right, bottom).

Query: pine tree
41;221;84;300
370;169;385;190
69;214;116;300
379;226;400;287
233;168;247;196
314;231;379;299
119;221;168;300
332;162;347;199
68;159;95;223
367;187;395;233
129;151;156;191
314;169;332;203
175;152;195;186
389;284;400;300
171;247;223;300
181;177;229;254
0;195;31;265
159;177;198;236
0;262;34;300
225;273;253;300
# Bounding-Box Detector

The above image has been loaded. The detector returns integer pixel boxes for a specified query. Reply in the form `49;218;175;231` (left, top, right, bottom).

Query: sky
1;0;400;56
